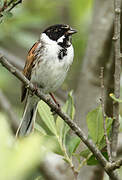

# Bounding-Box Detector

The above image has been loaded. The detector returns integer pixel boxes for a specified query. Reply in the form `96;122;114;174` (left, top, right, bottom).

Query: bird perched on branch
16;24;77;137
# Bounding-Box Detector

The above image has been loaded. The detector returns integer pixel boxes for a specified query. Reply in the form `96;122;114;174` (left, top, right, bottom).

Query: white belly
31;43;74;94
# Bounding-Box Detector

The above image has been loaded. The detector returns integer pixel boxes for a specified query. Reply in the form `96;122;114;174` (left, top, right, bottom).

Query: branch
106;159;122;171
0;0;22;17
111;0;121;160
100;67;112;162
0;0;8;13
0;54;120;180
8;0;22;12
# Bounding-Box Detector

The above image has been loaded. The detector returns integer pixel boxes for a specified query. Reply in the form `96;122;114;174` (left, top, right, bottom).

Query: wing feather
21;42;40;102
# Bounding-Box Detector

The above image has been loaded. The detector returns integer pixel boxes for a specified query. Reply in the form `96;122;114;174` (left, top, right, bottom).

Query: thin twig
111;0;121;160
8;0;22;12
0;0;22;17
100;67;112;162
0;55;121;180
0;0;8;13
7;0;16;6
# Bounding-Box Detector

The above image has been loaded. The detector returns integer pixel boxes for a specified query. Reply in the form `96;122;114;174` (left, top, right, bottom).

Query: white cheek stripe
57;35;65;43
41;33;57;45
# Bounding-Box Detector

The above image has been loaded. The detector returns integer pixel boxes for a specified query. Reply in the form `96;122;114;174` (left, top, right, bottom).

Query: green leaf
2;11;13;18
110;93;122;103
35;123;47;135
106;117;113;135
62;91;75;146
87;106;104;144
42;135;64;156
80;149;91;158
67;136;80;157
80;148;108;166
87;152;108;166
65;91;75;119
56;91;75;144
87;107;113;146
38;101;57;135
97;137;106;150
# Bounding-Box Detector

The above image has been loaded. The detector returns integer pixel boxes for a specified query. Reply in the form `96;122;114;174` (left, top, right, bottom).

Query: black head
43;24;77;42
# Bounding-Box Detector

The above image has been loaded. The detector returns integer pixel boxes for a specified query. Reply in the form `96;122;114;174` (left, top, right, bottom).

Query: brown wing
21;42;39;102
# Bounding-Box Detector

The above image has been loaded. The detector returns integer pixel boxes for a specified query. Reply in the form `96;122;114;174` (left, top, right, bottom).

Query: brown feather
21;42;39;102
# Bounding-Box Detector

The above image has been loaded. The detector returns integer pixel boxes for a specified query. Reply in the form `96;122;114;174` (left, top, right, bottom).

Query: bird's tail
16;95;39;137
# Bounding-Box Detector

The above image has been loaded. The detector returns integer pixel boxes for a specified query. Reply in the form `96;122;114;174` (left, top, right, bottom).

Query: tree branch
0;54;107;166
100;67;112;162
0;0;22;17
8;0;22;12
0;55;121;180
111;0;121;160
106;159;122;171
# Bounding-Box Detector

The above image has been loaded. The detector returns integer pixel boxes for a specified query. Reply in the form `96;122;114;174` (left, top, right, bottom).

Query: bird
16;24;77;137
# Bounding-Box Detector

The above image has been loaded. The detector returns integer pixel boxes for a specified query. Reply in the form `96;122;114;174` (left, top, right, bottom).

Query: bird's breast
31;43;74;93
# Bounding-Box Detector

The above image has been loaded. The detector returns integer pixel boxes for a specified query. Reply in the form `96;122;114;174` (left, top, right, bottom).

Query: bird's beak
67;28;77;35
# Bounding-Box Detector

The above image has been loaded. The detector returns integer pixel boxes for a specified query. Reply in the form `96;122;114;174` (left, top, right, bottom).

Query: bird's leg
30;83;38;96
49;93;61;114
50;93;60;108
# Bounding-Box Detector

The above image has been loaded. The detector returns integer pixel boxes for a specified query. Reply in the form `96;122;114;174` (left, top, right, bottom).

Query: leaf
35;123;47;135
80;150;108;166
97;136;106;150
64;91;75;119
80;149;91;158
86;107;113;145
87;106;104;144
67;136;80;157
2;11;13;18
42;135;64;156
109;93;122;103
106;117;113;135
87;152;108;166
56;91;75;144
38;101;57;135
